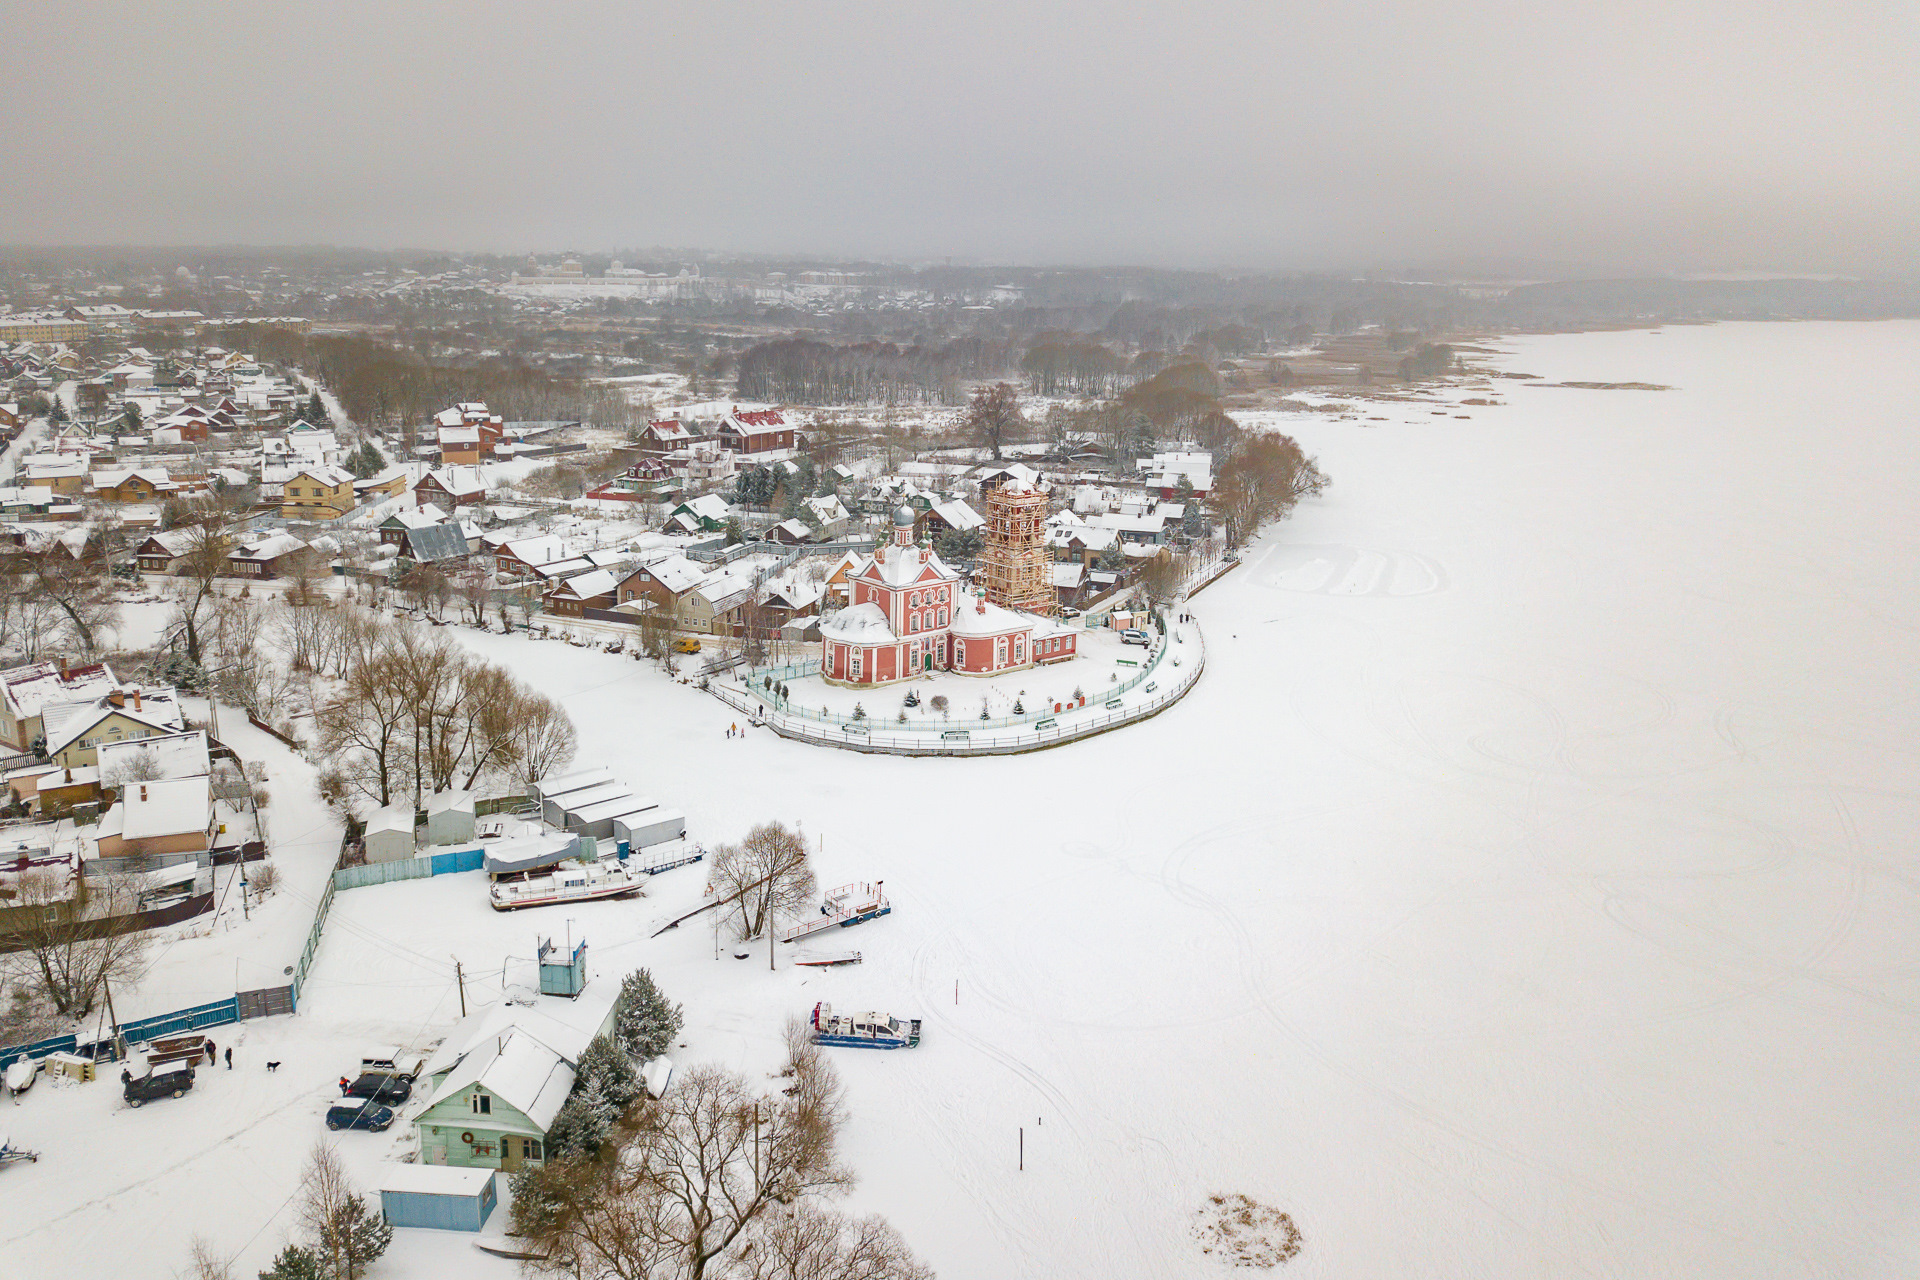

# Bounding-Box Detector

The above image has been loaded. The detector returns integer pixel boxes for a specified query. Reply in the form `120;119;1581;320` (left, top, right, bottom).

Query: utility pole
454;958;467;1016
103;976;128;1062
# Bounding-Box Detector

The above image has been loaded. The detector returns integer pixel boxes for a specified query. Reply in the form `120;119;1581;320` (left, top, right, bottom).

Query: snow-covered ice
5;321;1918;1278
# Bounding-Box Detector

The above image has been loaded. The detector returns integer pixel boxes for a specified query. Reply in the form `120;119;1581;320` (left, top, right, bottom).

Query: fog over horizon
9;1;1915;275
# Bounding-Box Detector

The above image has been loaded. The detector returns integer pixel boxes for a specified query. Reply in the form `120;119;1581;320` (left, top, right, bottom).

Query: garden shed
425;789;476;845
362;804;415;863
378;1163;498;1231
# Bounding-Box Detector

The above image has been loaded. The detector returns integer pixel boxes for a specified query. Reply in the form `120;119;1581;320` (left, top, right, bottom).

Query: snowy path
6;322;1919;1278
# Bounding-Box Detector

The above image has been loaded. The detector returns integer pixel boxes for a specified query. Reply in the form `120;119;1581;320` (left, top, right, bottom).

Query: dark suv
326;1102;396;1132
123;1065;195;1107
341;1072;411;1104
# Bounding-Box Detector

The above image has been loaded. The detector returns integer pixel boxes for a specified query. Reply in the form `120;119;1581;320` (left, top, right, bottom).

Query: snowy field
8;320;1920;1278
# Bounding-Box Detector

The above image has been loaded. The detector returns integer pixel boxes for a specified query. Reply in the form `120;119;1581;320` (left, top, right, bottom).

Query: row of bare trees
513;1021;929;1280
315;619;576;809
735;336;1014;407
1213;433;1329;547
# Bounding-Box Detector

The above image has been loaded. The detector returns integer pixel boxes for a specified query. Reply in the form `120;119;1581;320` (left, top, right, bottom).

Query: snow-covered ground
7;321;1919;1278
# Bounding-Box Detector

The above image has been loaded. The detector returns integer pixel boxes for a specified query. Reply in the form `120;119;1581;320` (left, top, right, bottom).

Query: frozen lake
460;321;1919;1278
10;321;1916;1279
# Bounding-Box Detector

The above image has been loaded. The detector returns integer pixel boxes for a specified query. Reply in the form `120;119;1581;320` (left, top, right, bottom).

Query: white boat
4;1058;36;1098
489;856;642;911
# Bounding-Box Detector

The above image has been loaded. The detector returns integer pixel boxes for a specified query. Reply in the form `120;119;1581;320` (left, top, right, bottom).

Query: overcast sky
8;1;1915;273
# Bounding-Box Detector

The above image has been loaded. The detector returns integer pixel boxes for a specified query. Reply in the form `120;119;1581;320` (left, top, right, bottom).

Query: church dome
893;504;914;527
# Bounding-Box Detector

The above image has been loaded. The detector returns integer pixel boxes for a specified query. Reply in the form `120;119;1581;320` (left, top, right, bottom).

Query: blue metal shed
378;1163;498;1231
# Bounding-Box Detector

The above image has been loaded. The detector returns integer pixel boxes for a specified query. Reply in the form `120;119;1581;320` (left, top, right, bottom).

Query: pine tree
258;1243;324;1280
545;1081;615;1159
577;1033;642;1111
306;391;328;424
315;1195;390;1279
616;968;683;1060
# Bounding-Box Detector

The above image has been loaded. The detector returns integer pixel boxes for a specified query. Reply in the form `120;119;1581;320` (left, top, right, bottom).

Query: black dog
265;1061;280;1072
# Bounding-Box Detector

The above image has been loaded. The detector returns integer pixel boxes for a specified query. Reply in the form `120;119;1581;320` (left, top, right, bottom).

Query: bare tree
296;1142;392;1280
177;1235;234;1280
4;543;119;652
709;821;816;941
512;690;579;789
515;1040;854;1280
164;502;247;665
958;382;1023;462
729;1205;934;1280
1137;549;1191;610
0;871;150;1018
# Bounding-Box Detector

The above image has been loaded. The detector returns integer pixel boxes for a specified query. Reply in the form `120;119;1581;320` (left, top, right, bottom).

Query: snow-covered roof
363;804;413;837
288;464;353;487
43;690;184;757
378;1163;495;1197
96;730;210;783
948;595;1034;639
819;602;896;644
428;1027;576;1133
929;497;983;531
860;544;959;590
1;661;118;720
420;466;486;497
498;535;574;568
636;553;707;595
548;568;618;600
1050;563;1084;589
109;777;211;841
230;533;307;561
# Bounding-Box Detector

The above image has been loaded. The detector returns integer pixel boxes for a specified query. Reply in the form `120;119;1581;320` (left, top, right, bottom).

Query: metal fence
332;846;485;892
709;621;1206;757
724;614;1187;733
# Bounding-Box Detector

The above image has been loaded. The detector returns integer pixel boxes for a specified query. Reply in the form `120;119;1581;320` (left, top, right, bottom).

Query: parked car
672;637;702;653
341;1072;411;1104
359;1049;425;1081
326;1102;396;1132
122;1064;194;1107
1120;628;1151;646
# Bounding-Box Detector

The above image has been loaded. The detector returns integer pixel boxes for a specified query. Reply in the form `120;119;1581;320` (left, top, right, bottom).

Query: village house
1140;450;1213;499
21;455;89;496
0;403;21;430
434;403;504;465
805;493;851;539
227;532;312;579
493;534;575;579
681;567;755;636
543;568;619;617
41;686;185;770
763;519;813;546
134;529;205;573
612;553;706;617
414;985;620;1171
280;465;356;519
715;408;798;456
416;466;487;509
88;468;179;504
919;496;983;541
0;660;119;752
90;776;217;862
354;465;412;503
661;493;732;535
634;418;693;454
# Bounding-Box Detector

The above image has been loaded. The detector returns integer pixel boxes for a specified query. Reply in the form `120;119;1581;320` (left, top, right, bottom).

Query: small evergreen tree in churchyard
616;968;684;1059
258;1244;324;1280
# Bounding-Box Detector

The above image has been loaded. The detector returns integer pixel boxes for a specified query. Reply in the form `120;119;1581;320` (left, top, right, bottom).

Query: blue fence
120;997;240;1043
1;998;242;1071
333;845;484;892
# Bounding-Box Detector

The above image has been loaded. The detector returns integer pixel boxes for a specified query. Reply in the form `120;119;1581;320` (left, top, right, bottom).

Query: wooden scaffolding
976;483;1056;616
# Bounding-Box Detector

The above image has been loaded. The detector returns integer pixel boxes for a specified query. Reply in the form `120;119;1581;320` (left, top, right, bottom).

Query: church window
938;608;947;626
909;615;918;633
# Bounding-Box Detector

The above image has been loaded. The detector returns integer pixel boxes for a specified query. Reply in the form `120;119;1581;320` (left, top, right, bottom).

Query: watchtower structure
976;481;1054;616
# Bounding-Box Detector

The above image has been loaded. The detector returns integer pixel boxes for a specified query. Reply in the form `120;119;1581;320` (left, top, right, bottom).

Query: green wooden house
413;984;619;1172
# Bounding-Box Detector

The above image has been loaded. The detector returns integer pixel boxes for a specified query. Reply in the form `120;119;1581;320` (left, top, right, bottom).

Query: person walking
339;1075;351;1094
224;1047;232;1070
204;1040;217;1066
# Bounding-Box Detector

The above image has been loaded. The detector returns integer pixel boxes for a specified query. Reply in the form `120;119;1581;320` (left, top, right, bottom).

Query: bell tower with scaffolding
976;480;1055;616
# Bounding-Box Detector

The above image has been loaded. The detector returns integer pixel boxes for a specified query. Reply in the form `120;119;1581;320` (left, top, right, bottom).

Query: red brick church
820;507;1076;686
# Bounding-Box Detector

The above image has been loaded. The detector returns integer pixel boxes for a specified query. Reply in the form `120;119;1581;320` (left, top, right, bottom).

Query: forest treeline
223;326;639;430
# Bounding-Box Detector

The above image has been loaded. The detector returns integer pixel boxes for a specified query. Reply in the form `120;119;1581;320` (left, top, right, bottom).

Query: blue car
326;1101;395;1132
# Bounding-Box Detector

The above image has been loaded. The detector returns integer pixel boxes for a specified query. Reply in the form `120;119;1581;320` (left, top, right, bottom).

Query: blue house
379;1163;498;1231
